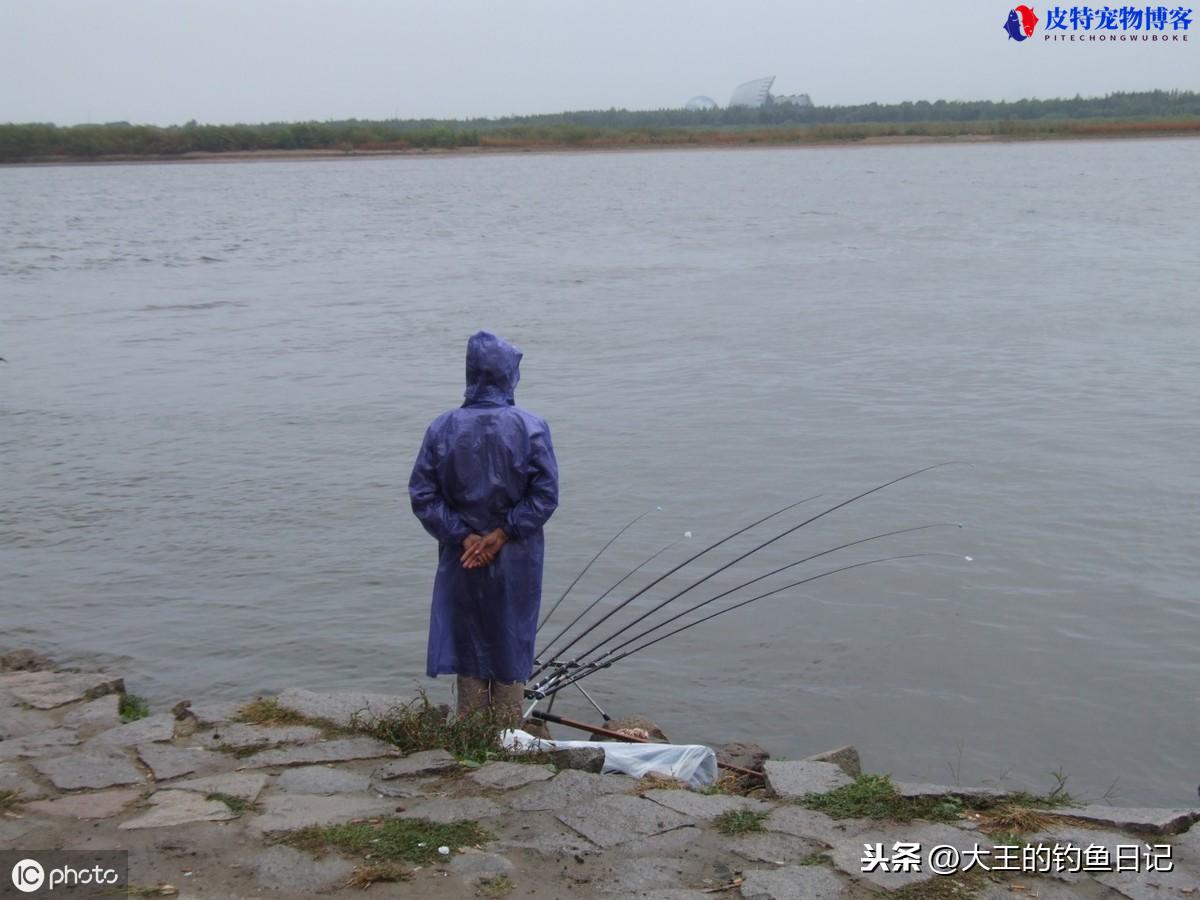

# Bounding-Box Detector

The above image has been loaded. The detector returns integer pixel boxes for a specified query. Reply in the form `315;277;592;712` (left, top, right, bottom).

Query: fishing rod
549;522;961;679
531;553;969;699
536;540;678;666
537;463;957;683
527;493;823;683
537;508;655;633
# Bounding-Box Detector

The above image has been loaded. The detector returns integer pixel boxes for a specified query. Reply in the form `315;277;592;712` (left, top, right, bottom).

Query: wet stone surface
32;748;147;790
247;793;396;833
643;788;773;820
764;761;853;800
274;764;371;795
508;768;636;811
373;748;459;779
558;793;695;849
739;865;850;900
119;790;237;829
236;737;399;769
468;760;556;790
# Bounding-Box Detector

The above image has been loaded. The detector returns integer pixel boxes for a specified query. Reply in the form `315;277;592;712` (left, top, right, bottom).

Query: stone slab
237;737;399;769
468;761;555;790
635;826;704;856
26;788;142;819
61;694;121;736
764;761;853;800
274;765;371;795
0;650;53;672
274;687;414;729
0;727;79;759
168;772;269;803
370;777;438;799
740;865;849;900
804;746;862;779
448;849;514;878
32;749;146;790
136;744;226;781
731;832;830;865
546;746;605;773
495;830;598;860
830;823;982;891
1096;865;1200;899
597;856;697;895
395;796;505;824
0;763;51;800
0;704;59;739
976;885;1090;900
0;671;124;709
644;788;772;820
247;793;396;833
1026;825;1137;882
1055;805;1200;836
196;723;324;751
373;748;459;779
557;793;695;849
893;781;1008;800
509;769;635;812
765;806;871;845
0;816;56;850
119;789;237;829
249;844;355;892
88;713;176;747
185;700;246;726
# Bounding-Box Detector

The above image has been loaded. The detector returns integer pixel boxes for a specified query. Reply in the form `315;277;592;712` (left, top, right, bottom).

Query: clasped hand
461;528;508;569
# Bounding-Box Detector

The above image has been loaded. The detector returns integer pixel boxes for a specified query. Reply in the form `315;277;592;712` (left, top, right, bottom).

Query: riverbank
3;653;1198;897
3;121;1199;167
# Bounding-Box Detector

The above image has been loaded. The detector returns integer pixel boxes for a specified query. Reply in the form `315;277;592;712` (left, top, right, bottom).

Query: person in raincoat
408;331;559;721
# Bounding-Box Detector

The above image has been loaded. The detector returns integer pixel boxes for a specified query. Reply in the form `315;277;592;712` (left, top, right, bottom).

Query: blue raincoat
409;332;559;684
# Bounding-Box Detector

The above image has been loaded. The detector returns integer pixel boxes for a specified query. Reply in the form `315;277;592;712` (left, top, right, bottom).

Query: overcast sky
1;0;1195;125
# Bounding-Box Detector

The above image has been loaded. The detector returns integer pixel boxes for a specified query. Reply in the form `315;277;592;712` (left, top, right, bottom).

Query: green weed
280;817;490;865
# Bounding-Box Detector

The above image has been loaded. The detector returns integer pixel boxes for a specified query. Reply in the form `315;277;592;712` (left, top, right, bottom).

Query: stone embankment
2;651;1198;898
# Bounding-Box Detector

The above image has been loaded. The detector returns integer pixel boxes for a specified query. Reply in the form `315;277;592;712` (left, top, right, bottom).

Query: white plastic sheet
501;729;718;789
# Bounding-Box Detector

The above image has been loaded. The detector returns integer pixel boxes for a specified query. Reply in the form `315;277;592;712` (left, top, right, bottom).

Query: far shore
3;128;1199;168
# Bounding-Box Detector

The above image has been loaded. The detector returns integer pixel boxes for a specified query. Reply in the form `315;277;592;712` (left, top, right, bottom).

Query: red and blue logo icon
1004;5;1041;39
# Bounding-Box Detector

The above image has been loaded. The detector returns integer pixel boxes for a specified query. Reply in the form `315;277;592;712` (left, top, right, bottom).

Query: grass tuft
713;809;769;835
280;817;489;865
476;874;515;897
206;792;259;815
119;693;150;723
0;790;21;813
350;692;522;765
890;869;990;899
802;774;970;823
631;773;690;795
343;862;411;889
235;697;311;727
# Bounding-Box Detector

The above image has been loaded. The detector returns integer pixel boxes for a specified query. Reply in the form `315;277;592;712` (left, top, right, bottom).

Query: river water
2;140;1197;806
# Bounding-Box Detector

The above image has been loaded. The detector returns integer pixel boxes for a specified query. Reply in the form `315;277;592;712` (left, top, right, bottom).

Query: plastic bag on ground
501;728;717;789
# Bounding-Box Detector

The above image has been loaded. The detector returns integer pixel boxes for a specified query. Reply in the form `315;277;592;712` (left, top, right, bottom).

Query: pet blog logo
1004;5;1041;39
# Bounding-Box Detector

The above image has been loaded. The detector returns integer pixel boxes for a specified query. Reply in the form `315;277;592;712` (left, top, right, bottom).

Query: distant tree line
1;90;1197;162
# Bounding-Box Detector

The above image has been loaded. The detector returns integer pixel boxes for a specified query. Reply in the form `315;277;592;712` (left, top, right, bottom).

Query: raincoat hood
464;331;522;406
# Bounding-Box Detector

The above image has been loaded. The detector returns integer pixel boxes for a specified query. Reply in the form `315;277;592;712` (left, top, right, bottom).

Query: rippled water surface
2;142;1197;805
